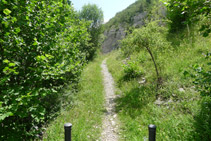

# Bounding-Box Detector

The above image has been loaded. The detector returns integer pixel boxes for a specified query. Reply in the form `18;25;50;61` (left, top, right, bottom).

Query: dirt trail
100;59;119;141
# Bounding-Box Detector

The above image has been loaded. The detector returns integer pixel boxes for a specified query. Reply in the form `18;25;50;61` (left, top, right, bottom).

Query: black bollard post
64;123;72;141
148;124;156;141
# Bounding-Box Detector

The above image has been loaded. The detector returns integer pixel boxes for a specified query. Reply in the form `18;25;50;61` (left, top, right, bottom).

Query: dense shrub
122;60;143;79
164;0;210;34
190;52;211;140
192;53;211;97
120;21;171;86
0;0;91;140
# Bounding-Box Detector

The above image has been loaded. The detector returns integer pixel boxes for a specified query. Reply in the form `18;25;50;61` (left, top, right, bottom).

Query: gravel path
100;59;119;141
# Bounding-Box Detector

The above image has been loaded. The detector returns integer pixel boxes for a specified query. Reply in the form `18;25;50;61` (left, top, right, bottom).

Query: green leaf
3;59;9;64
0;112;13;121
0;39;4;43
2;0;7;4
33;41;38;46
9;63;16;67
3;9;11;15
26;16;29;20
174;3;179;7
3;67;10;74
52;89;57;93
183;70;189;77
15;27;21;34
12;17;17;23
33;37;39;45
41;55;46;60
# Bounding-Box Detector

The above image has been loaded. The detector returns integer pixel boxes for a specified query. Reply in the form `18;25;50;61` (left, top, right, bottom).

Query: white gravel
100;59;119;141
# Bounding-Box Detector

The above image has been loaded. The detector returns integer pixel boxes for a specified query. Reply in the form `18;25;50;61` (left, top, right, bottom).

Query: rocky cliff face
101;0;167;54
133;11;147;27
102;25;126;54
102;11;147;54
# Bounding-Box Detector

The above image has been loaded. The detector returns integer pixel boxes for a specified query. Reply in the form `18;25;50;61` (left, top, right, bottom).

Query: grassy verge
106;35;210;140
43;54;105;141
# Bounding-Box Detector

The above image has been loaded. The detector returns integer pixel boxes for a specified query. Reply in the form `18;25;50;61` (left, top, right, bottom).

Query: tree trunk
145;46;161;89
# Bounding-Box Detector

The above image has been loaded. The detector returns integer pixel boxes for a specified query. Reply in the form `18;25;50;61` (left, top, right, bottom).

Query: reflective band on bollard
148;124;156;141
64;123;72;141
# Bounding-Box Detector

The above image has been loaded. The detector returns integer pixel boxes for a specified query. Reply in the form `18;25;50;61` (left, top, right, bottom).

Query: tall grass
43;54;105;141
106;33;210;140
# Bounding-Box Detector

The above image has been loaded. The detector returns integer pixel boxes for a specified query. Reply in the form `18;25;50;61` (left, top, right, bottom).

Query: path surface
100;59;119;141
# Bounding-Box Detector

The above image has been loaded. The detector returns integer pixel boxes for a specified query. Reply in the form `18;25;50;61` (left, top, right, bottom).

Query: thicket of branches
0;0;93;140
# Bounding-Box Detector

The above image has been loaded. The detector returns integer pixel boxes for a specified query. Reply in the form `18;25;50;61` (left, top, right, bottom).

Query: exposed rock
172;93;176;97
102;25;126;53
154;97;164;105
133;12;147;27
139;77;146;84
102;3;166;54
167;98;173;103
155;97;174;106
178;88;185;92
102;11;148;54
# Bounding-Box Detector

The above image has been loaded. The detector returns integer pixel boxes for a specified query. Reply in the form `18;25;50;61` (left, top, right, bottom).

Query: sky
70;0;137;23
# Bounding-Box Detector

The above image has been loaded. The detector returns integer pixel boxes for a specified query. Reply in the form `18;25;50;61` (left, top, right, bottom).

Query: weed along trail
100;59;119;141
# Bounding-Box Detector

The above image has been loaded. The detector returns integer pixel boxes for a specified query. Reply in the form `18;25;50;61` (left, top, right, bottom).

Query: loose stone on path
100;59;119;141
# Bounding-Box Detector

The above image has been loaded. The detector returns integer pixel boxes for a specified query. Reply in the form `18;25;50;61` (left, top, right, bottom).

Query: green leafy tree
0;0;91;140
120;21;170;88
79;4;104;59
162;0;210;35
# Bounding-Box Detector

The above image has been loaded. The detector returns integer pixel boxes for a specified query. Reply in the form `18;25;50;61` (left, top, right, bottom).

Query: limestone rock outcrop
102;11;147;54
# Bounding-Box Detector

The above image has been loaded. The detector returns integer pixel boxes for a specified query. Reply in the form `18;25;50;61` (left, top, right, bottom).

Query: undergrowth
43;54;105;140
106;31;210;140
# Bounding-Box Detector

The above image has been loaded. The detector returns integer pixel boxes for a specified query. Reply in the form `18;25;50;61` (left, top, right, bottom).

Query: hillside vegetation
1;0;210;140
104;0;162;29
104;0;146;29
106;35;210;140
104;0;211;140
0;0;103;140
